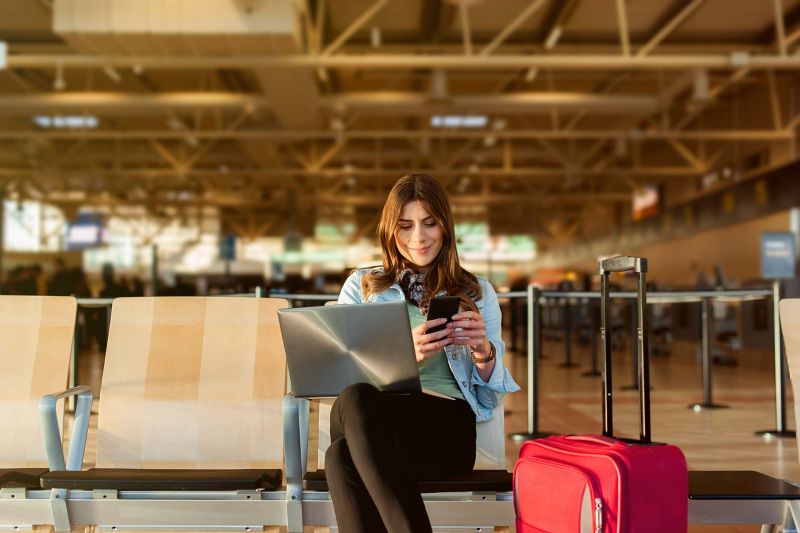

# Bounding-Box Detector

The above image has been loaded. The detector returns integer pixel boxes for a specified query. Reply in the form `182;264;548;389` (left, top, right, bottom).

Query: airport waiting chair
781;299;800;467
40;296;290;532
0;296;87;531
283;301;514;532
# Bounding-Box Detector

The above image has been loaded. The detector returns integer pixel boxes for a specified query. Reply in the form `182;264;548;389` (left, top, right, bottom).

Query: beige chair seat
303;468;511;493
0;467;49;489
42;467;282;491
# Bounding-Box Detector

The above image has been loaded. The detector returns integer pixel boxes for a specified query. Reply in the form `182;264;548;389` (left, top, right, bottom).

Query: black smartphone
425;296;460;334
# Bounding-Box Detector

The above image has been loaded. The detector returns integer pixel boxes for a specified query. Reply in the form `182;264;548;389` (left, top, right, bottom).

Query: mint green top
407;302;465;400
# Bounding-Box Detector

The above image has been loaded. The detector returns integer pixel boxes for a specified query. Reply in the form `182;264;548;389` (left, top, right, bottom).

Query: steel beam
0;91;662;114
637;0;706;57
0;130;788;142
775;0;788;56
459;2;473;56
0;166;701;179
321;0;390;56
8;53;800;70
480;0;549;56
615;0;631;57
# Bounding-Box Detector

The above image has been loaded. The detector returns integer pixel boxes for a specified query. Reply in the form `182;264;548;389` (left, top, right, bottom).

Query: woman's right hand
412;319;452;363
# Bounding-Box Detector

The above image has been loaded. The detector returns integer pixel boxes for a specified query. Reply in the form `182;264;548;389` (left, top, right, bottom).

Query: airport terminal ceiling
0;0;799;253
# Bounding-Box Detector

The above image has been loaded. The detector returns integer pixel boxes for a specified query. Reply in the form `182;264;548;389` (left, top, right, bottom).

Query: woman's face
395;200;444;272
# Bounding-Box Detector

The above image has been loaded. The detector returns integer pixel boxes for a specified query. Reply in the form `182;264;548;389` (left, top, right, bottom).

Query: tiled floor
69;330;798;532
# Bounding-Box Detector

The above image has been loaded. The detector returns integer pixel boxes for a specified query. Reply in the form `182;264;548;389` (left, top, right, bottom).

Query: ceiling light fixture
429;69;448;100
167;116;186;130
692;69;709;102
330;117;345;142
330;117;344;131
370;26;382;48
103;66;122;83
166;116;199;147
431;115;488;128
33;115;99;129
53;62;65;91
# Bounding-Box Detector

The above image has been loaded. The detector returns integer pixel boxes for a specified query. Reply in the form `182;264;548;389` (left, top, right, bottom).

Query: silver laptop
277;300;421;398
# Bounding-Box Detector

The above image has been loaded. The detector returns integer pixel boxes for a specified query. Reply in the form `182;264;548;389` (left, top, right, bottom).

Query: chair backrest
780;298;800;461
316;301;506;470
0;296;77;467
95;297;288;469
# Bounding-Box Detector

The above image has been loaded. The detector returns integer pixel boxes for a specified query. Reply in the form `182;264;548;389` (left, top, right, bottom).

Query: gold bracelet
470;342;496;364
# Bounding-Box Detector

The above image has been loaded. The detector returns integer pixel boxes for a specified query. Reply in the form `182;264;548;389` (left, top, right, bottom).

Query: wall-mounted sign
761;232;796;279
632;184;659;220
219;233;236;261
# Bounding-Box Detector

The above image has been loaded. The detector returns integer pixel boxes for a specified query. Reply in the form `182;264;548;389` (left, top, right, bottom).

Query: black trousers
325;383;476;533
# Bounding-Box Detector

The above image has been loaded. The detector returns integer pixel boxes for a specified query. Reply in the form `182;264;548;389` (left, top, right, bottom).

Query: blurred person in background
99;263;129;299
48;257;71;296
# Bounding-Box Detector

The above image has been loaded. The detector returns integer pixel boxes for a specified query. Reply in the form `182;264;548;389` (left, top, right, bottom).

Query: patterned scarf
398;267;446;315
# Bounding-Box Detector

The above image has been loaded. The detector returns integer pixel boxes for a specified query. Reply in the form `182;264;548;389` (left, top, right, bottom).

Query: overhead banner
761;232;796;279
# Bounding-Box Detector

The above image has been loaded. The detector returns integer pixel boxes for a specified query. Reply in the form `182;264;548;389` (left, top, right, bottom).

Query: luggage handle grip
564;435;625;447
599;256;648;274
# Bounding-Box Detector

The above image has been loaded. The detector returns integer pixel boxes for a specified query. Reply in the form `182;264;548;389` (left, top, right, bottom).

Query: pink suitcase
513;256;688;533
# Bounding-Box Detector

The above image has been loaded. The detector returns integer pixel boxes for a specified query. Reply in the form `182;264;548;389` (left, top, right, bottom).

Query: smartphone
425;296;460;334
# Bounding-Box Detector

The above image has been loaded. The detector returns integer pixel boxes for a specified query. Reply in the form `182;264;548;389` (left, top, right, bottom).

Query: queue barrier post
559;297;578;368
689;297;728;410
510;285;554;441
756;280;796;439
582;298;601;377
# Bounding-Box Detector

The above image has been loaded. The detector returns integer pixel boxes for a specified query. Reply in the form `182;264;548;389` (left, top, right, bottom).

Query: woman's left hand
446;311;491;357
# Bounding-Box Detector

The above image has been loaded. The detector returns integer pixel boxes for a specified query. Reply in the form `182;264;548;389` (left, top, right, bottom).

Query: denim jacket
338;268;520;422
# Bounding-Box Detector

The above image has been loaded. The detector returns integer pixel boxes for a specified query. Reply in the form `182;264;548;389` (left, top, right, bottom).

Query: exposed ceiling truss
0;0;799;245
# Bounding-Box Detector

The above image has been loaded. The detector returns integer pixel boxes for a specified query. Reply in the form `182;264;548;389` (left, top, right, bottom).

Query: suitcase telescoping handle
599;256;651;443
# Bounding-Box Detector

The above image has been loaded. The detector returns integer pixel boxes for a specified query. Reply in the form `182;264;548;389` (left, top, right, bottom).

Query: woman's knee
333;382;381;416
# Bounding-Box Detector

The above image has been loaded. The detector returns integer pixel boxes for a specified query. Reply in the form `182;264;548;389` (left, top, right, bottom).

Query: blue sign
761;232;796;279
220;234;236;261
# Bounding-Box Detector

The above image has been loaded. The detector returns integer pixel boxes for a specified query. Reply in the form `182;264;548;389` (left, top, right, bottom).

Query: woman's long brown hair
361;173;482;313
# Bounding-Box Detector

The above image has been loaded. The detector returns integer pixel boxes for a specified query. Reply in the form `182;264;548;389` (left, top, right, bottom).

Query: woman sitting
329;173;520;533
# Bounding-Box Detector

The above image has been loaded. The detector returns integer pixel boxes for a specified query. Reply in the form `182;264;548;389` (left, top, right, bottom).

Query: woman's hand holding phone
412;319;452;363
447;311;491;357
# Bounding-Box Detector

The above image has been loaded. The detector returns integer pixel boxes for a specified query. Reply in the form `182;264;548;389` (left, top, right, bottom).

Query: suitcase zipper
595;497;603;533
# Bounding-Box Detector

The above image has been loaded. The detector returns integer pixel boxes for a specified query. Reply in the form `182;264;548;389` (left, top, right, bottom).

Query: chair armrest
40;386;93;471
283;395;309;501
